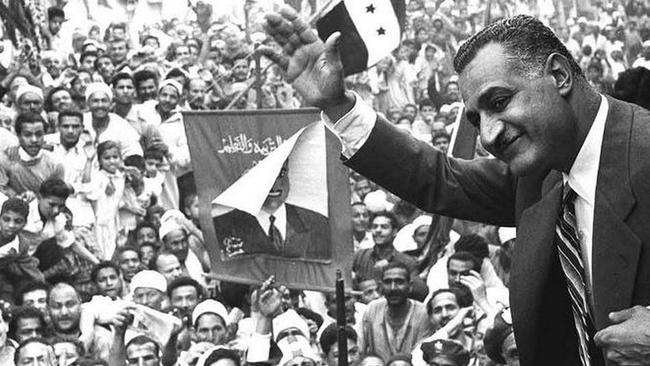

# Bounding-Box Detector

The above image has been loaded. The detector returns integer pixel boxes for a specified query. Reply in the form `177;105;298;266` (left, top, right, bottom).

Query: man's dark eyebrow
476;86;515;109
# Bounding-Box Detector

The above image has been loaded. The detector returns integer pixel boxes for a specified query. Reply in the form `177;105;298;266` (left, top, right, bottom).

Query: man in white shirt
82;82;143;159
260;10;650;366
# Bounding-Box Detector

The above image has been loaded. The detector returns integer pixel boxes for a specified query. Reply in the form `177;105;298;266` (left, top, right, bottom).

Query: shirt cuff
321;91;377;158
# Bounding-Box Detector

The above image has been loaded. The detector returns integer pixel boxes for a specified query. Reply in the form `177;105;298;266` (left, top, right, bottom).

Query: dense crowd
0;0;649;366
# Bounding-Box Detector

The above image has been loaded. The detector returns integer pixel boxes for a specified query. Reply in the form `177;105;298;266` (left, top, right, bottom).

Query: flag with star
316;0;406;75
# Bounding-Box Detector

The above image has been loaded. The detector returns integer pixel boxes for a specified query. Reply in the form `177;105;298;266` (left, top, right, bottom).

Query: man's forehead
459;43;514;106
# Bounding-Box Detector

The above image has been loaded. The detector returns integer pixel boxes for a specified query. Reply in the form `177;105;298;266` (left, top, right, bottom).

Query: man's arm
260;7;517;226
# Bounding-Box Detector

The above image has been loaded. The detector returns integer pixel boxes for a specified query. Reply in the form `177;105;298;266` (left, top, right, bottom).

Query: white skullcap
192;299;229;326
272;309;310;342
412;215;433;230
158;78;183;95
643;40;650;48
498;227;517;243
85;82;113;100
158;220;184;241
15;84;44;102
439;104;452;115
577;16;588;24
364;190;393;212
130;270;167;293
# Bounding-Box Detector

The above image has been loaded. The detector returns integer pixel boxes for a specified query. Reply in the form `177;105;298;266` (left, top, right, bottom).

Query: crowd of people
0;0;649;365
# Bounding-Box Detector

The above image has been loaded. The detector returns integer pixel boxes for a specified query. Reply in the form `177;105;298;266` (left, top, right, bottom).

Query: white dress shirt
563;95;608;296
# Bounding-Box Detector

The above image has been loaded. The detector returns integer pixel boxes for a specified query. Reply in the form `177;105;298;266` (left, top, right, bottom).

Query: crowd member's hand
459;270;489;305
181;341;215;365
17;190;36;203
251;276;284;318
595;305;650;365
439;306;473;337
259;6;350;116
111;307;135;334
4;146;19;162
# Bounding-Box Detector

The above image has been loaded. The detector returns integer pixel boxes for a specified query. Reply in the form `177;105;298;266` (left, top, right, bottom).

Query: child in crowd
84;141;126;260
0;197;43;304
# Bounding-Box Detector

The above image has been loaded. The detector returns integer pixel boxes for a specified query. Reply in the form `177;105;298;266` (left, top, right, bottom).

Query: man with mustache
212;160;330;259
47;282;112;359
360;261;432;362
260;10;650;365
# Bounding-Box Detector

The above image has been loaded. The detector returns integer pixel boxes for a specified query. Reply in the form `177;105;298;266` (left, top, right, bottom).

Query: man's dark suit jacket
212;204;331;260
344;96;650;366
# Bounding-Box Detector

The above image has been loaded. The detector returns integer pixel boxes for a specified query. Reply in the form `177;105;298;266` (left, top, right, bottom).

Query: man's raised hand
259;6;352;117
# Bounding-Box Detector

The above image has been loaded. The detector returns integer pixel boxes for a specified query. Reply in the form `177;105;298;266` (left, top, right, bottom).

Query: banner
183;109;353;291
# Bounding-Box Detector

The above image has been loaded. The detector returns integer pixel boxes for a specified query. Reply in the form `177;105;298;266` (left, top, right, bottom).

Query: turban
192;299;229;326
85;82;113;101
130;270;167;293
15;84;44;102
158;209;187;240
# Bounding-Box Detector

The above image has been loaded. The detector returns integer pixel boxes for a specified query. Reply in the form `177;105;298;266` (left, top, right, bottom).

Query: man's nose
480;116;505;150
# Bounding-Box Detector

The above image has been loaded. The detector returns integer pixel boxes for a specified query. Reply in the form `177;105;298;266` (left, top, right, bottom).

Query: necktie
105;176;116;196
268;215;283;252
555;185;594;366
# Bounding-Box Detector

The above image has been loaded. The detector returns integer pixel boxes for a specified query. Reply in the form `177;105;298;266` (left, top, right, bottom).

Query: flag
447;104;479;160
316;0;406;75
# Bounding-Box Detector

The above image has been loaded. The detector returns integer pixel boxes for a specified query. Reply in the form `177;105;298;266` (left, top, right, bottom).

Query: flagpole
335;270;349;366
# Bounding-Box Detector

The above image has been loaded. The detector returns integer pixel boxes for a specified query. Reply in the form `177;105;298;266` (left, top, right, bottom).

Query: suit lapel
591;97;640;329
511;179;562;364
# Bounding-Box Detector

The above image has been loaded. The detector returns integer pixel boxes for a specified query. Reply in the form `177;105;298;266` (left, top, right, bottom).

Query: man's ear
544;52;573;97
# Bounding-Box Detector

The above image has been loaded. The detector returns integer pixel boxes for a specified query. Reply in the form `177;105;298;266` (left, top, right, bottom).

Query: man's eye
493;96;510;111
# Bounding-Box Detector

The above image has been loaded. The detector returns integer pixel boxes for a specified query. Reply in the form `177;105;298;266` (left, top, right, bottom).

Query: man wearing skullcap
159;210;208;286
420;339;469;366
130;270;168;311
15;85;45;116
192;299;230;345
82;82;143;158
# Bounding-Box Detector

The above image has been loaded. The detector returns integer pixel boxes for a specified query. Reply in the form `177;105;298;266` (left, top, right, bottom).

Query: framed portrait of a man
184;108;353;291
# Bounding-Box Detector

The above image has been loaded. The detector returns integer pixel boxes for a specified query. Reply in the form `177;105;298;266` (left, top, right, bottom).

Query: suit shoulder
212;209;257;226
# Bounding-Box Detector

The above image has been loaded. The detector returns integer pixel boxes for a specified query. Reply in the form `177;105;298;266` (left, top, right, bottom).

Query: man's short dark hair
80;51;98;65
426;287;473;315
57;109;83;125
167;276;203;299
15;281;49;306
126;335;159;356
39;178;72;200
14;337;52;365
143;148;164;162
203;348;241;366
454;234;490;260
2;197;29;219
320;323;357;355
111;72;134;88
48;7;65;20
432;131;451;142
133;69;158;86
115;245;139;260
382;261;411;279
135;221;159;239
94;54;113;69
90;261;121;283
15;113;46;135
447;251;482;272
45;86;70;111
9;306;46;340
454;15;583;79
370;211;399;231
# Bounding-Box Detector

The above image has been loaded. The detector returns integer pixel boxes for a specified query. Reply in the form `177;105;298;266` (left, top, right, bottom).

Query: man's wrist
322;91;355;122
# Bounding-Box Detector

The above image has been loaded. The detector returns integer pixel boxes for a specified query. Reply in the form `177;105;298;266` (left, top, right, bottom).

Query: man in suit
260;10;650;366
212;162;330;260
